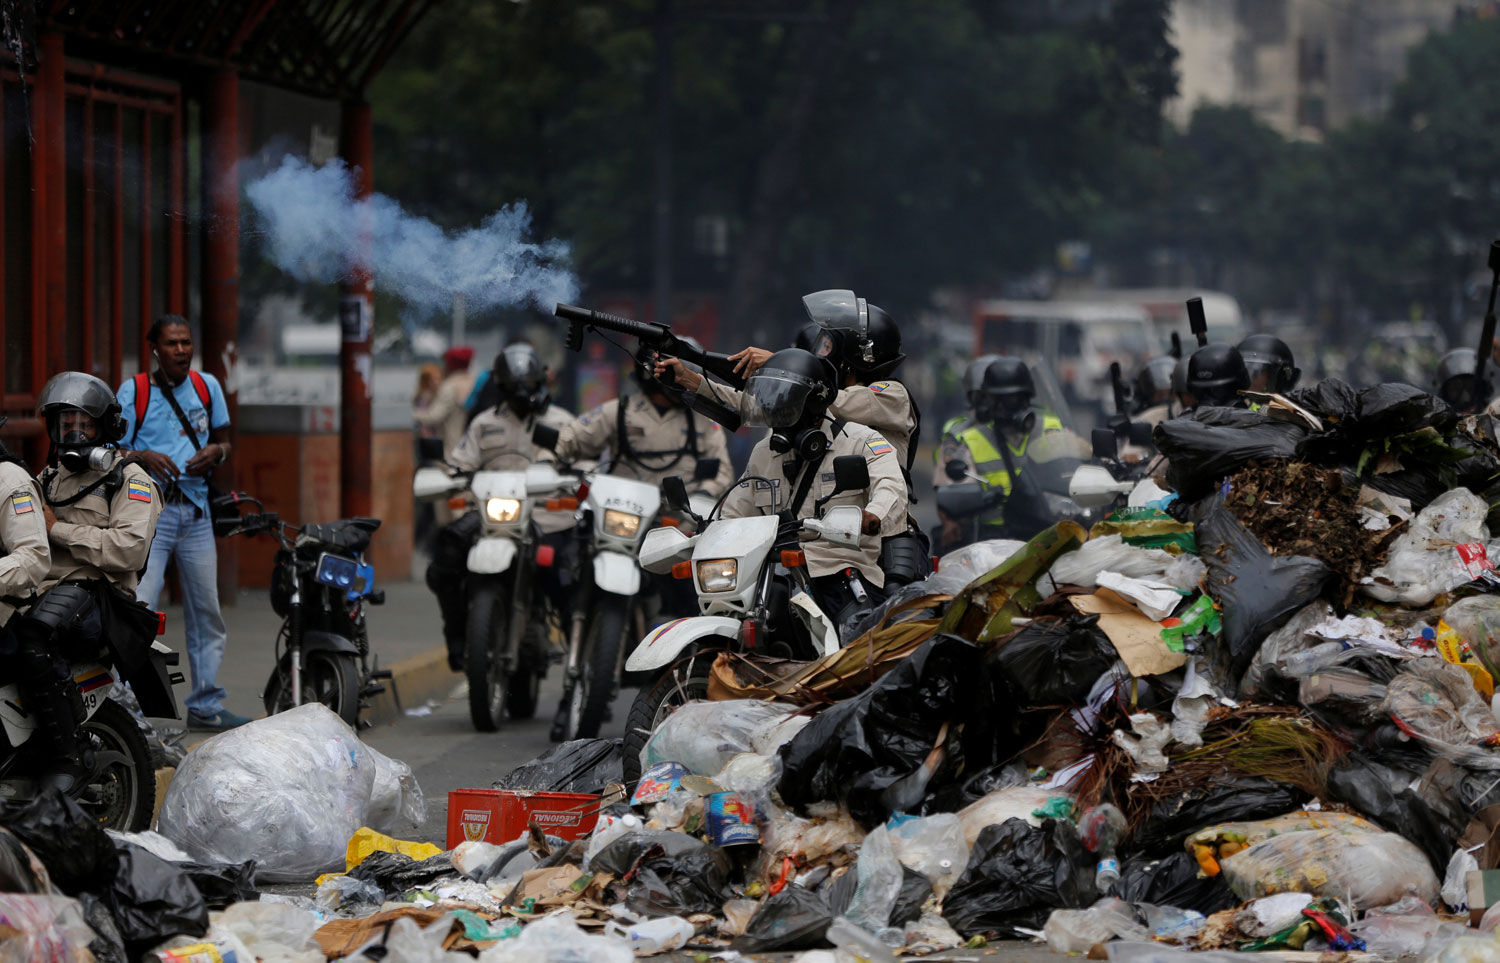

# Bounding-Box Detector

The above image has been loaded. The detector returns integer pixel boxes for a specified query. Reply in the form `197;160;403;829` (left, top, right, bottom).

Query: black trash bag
1154;407;1308;502
921;761;1030;814
892;866;934;927
1196;503;1335;684
0;789;119;894
589;831;706;877
348;851;456;893
1323;752;1470;873
734;885;834;952
942;818;1095;939
0;826;49;893
1132;776;1306;855
177;859;259;909
105;843;209;952
625;844;734;917
778;635;998;829
988;615;1116;709
1290;380;1456;458
78;891;128;963
492;739;623;795
1117;851;1239;915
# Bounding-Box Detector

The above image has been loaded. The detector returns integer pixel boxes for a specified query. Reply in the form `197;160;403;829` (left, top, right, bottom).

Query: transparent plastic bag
215;899;324;961
1382;658;1500;762
843;825;902;934
156;703;425;881
0;894;98;963
1220;827;1440;910
1351;912;1468;960
887;813;970;899
957;787;1076;849
1364;488;1491;605
641;700;807;775
1238;601;1334;699
1443;597;1500;678
1043;897;1149;953
479;910;634;963
1046;535;1178;590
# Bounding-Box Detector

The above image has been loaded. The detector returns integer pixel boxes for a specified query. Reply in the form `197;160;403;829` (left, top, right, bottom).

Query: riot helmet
493;343;549;417
962;355;1003;395
802;289;905;383
740;348;839;459
38;372;125;472
1436;348;1489;413
1237;334;1300;393
969;356;1035;428
792;321;822;353
1186;344;1250;407
1134;356;1178;411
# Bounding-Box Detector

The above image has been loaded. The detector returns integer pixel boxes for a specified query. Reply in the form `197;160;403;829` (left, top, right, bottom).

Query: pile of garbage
23;379;1500;960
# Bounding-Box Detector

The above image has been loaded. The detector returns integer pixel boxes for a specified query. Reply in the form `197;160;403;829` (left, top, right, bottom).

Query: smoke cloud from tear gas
244;155;578;316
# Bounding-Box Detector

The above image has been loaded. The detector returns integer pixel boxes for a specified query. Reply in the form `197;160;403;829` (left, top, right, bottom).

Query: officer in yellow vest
933;357;1066;550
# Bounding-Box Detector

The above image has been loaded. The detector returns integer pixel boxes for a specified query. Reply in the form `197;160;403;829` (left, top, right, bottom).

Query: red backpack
129;370;213;447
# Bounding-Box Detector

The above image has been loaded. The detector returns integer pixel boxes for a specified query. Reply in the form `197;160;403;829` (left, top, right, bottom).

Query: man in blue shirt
118;315;248;731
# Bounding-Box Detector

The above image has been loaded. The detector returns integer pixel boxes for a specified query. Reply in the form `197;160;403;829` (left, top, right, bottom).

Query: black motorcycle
217;493;390;727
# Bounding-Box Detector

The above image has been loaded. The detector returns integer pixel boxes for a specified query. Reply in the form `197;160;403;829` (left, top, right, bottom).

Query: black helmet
1238;334;1300;393
1186;344;1250;406
740;347;838;433
39;371;126;471
962;354;1003;394
493;343;549;417
792;321;822;353
1134;356;1178;411
802;289;905;382
1436;348;1489;412
970;356;1035;425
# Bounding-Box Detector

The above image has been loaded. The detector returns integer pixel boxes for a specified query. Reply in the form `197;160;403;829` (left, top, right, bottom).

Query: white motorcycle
618;458;871;782
414;461;572;731
0;644;182;830
552;469;661;741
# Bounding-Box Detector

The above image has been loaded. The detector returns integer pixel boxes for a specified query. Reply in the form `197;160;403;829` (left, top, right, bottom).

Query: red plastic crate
446;788;601;849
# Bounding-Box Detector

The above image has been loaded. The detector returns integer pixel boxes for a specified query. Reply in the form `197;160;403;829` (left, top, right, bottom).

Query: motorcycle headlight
603;509;642;538
697;558;738;593
485;497;522;523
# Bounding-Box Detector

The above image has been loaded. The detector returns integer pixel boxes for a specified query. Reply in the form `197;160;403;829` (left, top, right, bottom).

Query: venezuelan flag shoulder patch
10;492;33;515
127;479;152;503
866;438;894;456
869;381;890;392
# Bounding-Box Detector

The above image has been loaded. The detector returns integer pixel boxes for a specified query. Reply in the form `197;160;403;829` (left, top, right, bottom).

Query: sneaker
187;710;252;732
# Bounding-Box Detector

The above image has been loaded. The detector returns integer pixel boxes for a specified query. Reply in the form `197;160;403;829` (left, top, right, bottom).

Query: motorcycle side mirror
693;457;721;482
944;458;969;482
1127;420;1155;447
1069;464;1135;509
1091;427;1119;463
417;437;445;463
831;455;870;494
661;475;692;514
531;422;560;452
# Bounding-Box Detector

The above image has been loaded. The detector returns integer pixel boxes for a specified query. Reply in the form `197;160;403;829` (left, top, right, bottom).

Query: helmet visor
741;369;821;429
1244;360;1279;391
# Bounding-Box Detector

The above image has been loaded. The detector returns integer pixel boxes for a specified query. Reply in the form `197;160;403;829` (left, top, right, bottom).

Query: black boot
26;681;88;796
426;564;469;672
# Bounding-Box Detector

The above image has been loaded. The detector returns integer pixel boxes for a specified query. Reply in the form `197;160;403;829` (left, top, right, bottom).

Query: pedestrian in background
413;347;476;524
118;315;248;732
413;363;443;437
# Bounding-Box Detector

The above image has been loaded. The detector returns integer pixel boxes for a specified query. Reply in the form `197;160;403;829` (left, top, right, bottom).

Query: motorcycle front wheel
79;698;156;831
264;650;360;727
621;650;717;787
565;593;629;740
466;578;512;732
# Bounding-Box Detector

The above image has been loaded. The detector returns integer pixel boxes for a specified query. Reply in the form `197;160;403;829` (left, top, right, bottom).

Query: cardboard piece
1468;869;1500;925
1070;588;1186;677
1461;804;1500;871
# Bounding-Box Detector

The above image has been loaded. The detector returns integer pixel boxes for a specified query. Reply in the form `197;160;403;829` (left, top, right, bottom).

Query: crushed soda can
706;791;760;846
631;761;691;805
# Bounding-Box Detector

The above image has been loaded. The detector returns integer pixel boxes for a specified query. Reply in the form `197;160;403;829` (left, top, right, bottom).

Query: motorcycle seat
299;517;382;555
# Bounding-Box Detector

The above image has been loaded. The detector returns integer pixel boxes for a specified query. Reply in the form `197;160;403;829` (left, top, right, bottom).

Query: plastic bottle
1077;803;1126;894
826;917;899;963
603;916;695;954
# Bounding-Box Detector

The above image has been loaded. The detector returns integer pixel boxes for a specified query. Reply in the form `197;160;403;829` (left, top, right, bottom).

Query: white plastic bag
1445;848;1481;913
215;900;324;963
1111;713;1170;775
887;813;970;899
156;703;425;881
641;699;807;775
957;787;1076;848
1220;827;1440;910
1364;488;1490;605
1095;571;1184;621
1047;535;1177;590
479;910;633;963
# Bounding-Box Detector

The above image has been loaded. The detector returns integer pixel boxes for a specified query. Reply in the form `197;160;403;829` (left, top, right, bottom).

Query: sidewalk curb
366;647;456;729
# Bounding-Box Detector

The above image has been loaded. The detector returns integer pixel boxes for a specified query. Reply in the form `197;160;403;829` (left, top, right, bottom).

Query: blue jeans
136;502;228;717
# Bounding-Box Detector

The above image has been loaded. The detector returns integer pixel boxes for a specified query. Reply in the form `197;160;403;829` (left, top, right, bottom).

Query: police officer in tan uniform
427;344;578;671
723;348;907;635
556;343;736;499
25;373;160;792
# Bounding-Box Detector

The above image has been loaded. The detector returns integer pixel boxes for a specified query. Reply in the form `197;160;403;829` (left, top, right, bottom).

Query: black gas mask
51;413;112;473
742;350;837;461
973;390;1034;432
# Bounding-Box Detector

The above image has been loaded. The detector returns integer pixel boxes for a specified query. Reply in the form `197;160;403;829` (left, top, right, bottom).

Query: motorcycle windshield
740;369;820;429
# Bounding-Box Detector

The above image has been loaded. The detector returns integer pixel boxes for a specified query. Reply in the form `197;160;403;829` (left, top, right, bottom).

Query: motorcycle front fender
592;551;641;596
625;616;741;672
468;536;519;575
297;630;361;657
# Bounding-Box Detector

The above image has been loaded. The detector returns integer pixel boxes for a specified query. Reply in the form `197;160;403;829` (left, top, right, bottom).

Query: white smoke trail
244;155;578;315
